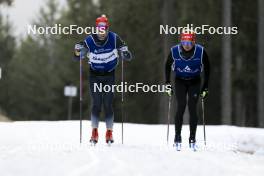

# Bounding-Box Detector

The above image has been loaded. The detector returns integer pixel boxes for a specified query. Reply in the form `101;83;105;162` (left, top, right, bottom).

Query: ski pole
79;51;83;144
167;95;172;145
201;98;206;146
121;59;124;144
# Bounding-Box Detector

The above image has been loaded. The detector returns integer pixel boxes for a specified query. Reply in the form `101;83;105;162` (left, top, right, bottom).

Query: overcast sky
1;0;67;38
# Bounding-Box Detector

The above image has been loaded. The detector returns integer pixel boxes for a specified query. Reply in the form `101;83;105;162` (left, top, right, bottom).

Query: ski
106;139;114;147
173;143;182;151
189;143;198;152
106;141;112;147
90;139;98;146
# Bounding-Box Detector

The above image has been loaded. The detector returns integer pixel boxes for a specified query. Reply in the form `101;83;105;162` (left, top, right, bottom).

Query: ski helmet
180;29;196;46
96;14;109;29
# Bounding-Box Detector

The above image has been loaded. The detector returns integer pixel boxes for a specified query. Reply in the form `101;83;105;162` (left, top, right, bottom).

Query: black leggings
174;78;201;139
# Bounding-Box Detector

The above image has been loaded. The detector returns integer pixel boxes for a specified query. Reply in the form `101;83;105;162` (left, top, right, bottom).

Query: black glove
119;46;132;60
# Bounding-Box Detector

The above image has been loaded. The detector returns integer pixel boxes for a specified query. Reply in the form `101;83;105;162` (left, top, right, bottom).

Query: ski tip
189;143;198;152
90;139;98;146
106;140;114;146
173;143;182;151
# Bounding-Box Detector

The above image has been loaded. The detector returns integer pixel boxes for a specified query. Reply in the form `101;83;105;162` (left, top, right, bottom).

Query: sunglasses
181;41;193;46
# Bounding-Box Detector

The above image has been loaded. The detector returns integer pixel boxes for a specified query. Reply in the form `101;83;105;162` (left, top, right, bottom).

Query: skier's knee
92;105;101;114
104;105;113;115
177;101;187;110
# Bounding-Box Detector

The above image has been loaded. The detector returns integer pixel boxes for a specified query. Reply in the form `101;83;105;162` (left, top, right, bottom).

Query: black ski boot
173;135;182;151
189;137;198;151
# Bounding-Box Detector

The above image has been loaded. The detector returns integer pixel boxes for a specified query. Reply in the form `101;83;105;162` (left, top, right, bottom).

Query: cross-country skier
165;30;210;151
74;15;132;144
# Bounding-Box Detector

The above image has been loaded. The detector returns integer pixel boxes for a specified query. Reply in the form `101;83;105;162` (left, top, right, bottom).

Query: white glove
75;43;84;56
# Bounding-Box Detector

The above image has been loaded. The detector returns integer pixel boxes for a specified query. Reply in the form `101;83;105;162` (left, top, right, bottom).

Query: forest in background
0;0;263;127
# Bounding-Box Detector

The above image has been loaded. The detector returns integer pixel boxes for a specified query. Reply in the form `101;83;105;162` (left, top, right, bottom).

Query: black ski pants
174;77;201;140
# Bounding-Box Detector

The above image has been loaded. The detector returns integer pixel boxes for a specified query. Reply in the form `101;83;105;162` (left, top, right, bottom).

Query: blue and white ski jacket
84;31;119;72
171;44;204;78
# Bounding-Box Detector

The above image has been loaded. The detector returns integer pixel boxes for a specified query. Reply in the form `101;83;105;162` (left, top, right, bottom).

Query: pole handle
201;98;206;146
167;96;171;145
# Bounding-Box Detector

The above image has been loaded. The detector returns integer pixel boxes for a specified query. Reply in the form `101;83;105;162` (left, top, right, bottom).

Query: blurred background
0;0;263;127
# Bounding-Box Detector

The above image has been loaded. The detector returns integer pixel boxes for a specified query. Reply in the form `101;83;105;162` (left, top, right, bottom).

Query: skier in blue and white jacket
74;15;132;144
165;30;210;151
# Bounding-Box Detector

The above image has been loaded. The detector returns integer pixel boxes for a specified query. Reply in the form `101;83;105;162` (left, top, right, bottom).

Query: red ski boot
105;129;114;144
90;128;98;144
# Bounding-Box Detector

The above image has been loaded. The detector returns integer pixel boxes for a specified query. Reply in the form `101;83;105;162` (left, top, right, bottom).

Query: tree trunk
258;0;264;127
159;0;173;123
235;56;246;126
221;0;232;124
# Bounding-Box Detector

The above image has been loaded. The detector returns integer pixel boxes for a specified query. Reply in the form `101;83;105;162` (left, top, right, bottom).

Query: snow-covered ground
0;121;264;176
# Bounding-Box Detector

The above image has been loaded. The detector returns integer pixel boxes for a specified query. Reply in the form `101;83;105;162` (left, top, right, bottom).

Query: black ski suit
165;44;210;141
